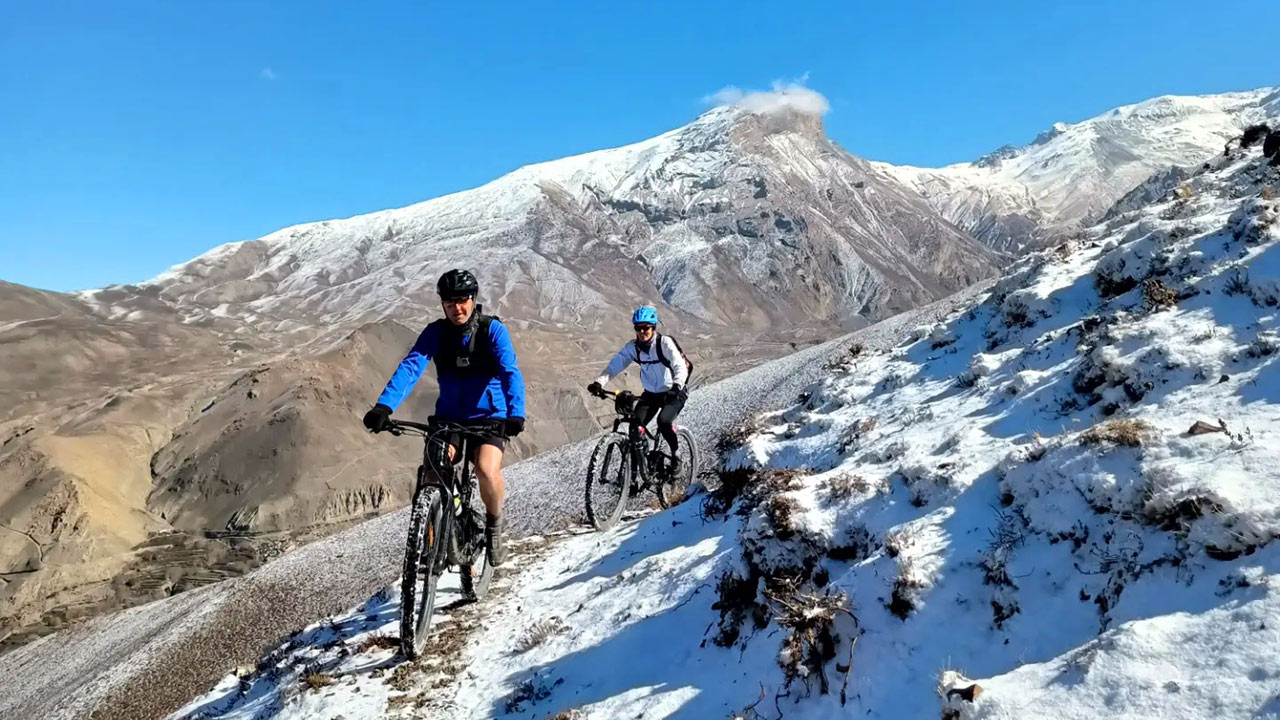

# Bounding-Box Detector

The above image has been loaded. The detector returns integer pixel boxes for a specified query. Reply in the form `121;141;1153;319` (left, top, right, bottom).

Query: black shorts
441;420;506;461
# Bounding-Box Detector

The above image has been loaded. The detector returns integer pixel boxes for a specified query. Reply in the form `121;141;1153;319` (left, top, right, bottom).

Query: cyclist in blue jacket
362;269;525;566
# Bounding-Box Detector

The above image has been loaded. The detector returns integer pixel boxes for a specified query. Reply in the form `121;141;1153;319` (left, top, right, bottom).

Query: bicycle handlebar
385;417;505;438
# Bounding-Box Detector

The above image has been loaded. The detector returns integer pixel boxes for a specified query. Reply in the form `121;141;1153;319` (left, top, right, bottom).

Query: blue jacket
376;317;526;421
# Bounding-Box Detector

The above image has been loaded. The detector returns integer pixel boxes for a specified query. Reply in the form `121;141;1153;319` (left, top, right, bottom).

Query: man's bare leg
474;443;507;566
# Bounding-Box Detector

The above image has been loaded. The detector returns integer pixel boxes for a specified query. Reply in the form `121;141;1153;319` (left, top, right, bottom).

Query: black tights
634;390;687;454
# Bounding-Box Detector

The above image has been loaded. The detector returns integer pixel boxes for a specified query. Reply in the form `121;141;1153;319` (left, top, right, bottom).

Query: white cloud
260;67;278;81
703;76;829;117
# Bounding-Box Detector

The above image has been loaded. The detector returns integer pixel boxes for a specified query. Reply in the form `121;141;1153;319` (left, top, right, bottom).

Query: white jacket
594;335;689;394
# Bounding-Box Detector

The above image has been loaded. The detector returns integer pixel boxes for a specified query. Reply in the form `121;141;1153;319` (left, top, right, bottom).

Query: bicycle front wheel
460;509;493;601
585;433;631;530
400;484;445;659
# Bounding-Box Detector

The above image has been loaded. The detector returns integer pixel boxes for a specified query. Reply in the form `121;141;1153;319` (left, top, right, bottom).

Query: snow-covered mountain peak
875;86;1279;253
117;93;992;336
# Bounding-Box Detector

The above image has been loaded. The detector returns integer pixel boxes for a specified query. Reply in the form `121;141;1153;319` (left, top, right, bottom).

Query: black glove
505;417;525;438
362;404;392;433
670;384;687;400
587;382;603;397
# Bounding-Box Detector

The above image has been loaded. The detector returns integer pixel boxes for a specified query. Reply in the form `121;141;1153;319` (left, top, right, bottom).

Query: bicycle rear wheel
657;427;700;508
585;433;631;530
400;484;445;659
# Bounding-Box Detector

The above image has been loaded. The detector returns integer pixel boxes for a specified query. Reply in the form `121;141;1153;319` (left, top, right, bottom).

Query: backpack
635;333;694;380
433;311;499;377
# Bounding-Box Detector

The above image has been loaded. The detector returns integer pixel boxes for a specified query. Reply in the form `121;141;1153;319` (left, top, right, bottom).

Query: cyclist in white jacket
588;305;690;475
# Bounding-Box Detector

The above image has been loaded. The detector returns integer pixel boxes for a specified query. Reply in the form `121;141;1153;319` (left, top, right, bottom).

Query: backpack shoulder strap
469;315;494;353
654;334;675;373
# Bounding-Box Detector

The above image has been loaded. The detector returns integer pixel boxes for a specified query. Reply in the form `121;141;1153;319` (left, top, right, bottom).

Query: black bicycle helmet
437;269;479;299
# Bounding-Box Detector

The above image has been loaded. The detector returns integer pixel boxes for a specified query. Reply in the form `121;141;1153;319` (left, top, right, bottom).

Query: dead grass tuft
716;414;764;456
304;673;335;690
543;710;584;720
827;524;878;562
887;559;925;620
838;416;877;454
514;616;568;654
354;632;398;653
1141;279;1178;313
824;472;872;500
1080;418;1156;447
704;468;805;518
710;568;765;647
388;662;420;692
766;494;801;539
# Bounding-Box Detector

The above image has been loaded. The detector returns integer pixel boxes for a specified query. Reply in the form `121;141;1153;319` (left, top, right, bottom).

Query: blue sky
2;0;1276;292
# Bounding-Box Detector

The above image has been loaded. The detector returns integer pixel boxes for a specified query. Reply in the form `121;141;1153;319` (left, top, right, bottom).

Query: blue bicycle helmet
632;305;659;325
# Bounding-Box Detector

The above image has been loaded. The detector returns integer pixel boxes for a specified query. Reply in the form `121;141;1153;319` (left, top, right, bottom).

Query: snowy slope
174;132;1280;719
0;284;985;720
874;87;1279;252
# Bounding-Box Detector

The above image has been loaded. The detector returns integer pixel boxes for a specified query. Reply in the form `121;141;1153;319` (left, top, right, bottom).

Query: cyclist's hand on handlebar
362;403;393;433
587;381;604;397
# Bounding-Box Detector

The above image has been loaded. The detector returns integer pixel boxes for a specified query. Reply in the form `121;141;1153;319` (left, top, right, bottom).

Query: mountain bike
385;417;501;659
584;389;700;530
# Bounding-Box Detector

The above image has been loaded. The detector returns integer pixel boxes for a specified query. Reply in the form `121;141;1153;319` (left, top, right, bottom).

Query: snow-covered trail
172;506;757;720
0;288;984;720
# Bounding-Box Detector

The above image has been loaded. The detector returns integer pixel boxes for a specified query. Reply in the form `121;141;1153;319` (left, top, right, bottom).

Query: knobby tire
585;433;630;530
400;484;444;659
657;427;700;508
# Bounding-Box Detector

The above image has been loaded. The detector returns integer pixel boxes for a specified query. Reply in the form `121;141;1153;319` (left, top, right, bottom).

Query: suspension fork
630;424;651;484
419;436;459;573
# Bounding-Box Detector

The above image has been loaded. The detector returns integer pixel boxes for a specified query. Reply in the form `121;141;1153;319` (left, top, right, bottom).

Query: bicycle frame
392;418;498;571
603;392;666;488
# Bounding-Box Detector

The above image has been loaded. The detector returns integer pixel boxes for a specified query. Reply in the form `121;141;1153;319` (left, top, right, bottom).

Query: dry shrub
765;581;853;696
1080;418;1156;447
1141;481;1226;532
304;673;335;690
354;632;398;653
1141;279;1178;313
824;472;871;500
514;617;567;654
887;559;925;620
716;414;764;455
543;711;584;720
883;528;910;558
388;662;421;692
838;417;877;454
826;342;866;371
1223;267;1251;297
706;467;805;518
766;494;801;539
827;524;878;562
711;568;765;647
1248;331;1280;359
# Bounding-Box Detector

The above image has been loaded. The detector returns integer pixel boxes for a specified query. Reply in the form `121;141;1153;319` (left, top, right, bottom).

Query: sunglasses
442;295;473;305
633;324;655;332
